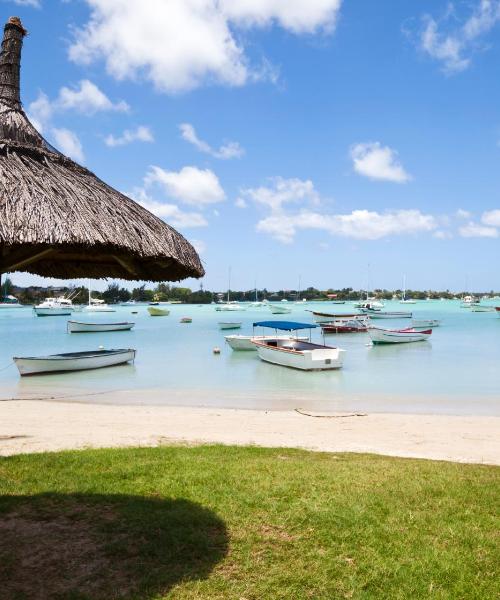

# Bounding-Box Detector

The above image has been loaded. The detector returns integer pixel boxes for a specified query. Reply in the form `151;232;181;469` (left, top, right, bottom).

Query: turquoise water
0;301;499;415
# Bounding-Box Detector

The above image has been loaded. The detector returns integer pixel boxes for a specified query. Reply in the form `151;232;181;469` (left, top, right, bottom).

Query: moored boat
368;327;431;344
321;321;368;334
225;334;308;351
470;305;495;313
361;308;412;319
84;298;115;313
218;321;242;330
180;317;192;323
268;304;292;314
67;320;135;333
148;306;170;316
412;318;440;328
0;295;23;308
14;348;136;376
307;310;368;324
496;307;500;317
251;321;345;370
34;297;73;316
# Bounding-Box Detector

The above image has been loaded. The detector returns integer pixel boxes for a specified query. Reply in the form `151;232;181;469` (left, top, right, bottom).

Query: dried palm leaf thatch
0;17;204;282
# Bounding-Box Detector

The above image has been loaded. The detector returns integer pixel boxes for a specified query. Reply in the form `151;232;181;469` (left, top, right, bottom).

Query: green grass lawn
0;446;498;599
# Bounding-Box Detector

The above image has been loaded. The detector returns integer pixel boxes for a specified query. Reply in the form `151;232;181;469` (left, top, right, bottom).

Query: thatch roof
0;17;204;281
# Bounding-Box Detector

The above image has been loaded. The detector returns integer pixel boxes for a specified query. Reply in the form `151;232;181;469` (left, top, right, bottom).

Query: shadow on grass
0;493;228;599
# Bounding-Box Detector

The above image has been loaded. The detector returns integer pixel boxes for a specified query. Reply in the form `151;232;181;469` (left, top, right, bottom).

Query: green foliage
0;447;498;599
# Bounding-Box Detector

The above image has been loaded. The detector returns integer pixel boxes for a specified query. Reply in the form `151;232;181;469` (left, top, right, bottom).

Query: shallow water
0;300;499;415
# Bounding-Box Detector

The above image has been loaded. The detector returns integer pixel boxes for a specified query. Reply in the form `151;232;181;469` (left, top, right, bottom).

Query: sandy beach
1;396;499;464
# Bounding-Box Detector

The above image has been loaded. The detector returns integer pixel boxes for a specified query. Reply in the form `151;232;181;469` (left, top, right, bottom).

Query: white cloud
481;209;500;226
69;0;342;94
350;142;411;183
130;188;207;228
145;166;225;207
456;208;471;219
434;230;453;239
257;209;437;244
51;128;85;163
28;91;53;132
223;0;341;33
417;0;500;73
191;239;207;254
57;79;129;114
27;80;130;160
179;123;244;159
104;126;154;147
235;197;247;208
240;176;320;212
459;221;498;238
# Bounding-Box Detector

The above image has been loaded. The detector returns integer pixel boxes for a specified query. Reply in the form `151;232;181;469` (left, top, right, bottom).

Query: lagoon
0;300;499;415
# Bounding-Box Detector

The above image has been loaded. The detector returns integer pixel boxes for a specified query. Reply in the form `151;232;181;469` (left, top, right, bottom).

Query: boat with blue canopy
250;321;345;371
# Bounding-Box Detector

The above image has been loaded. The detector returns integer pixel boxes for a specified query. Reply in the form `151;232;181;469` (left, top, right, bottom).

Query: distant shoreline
1;399;499;465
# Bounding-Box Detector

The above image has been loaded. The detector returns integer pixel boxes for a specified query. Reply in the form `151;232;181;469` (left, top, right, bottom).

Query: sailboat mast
298;275;301;301
227;267;231;303
402;275;406;301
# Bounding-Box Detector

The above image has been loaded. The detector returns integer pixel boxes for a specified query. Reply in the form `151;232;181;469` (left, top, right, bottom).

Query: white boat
225;334;308;351
470;305;495;313
0;295;23;308
34;297;73;316
361;307;412;319
13;348;136;376
148;306;170;316
250;321;345;370
269;304;292;314
460;295;478;308
218;321;242;330
215;303;245;311
369;327;432;344
84;298;115;313
412;318;440;328
83;284;115;312
67;320;135;333
400;275;417;304
121;300;137;306
308;310;368;324
354;299;385;309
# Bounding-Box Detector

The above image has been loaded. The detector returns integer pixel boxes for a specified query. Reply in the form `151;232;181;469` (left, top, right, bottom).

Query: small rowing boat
321;321;368;334
148;306;170;316
13;348;136;376
368;327;431;344
180;317;192;323
307;310;367;324
269;304;292;314
412;318;440;328
67;320;135;333
361;308;412;319
218;321;242;330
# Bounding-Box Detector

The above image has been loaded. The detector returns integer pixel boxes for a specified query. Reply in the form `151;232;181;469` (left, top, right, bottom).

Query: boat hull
225;335;308;351
268;306;292;314
369;327;431;344
14;349;136;376
309;311;367;324
67;321;135;333
412;319;440;328
34;307;72;316
252;340;345;370
148;307;170;316
218;322;242;330
83;307;116;313
362;310;412;319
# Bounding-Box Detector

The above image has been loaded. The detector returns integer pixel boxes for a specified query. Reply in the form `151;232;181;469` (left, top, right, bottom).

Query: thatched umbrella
0;17;204;282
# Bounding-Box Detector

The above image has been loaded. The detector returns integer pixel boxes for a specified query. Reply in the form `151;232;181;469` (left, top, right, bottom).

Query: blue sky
5;0;500;292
